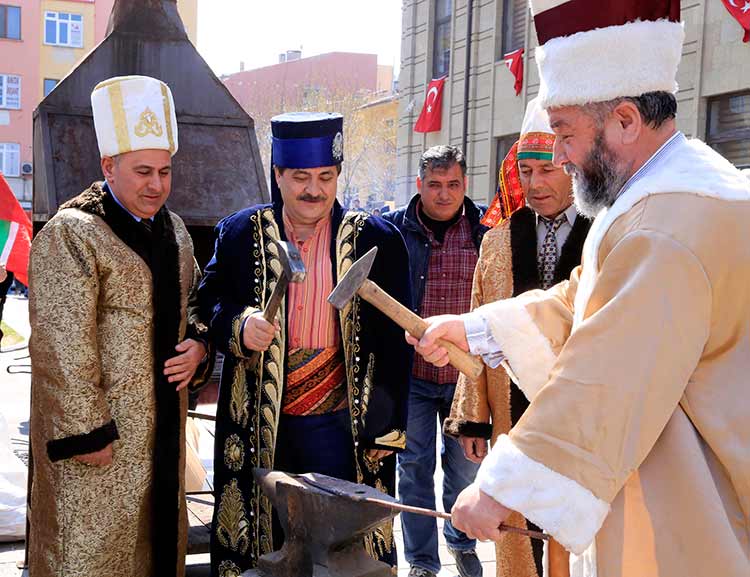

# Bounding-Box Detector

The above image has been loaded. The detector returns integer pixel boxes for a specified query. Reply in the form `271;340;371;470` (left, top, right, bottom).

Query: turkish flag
504;48;524;96
414;77;446;133
722;0;750;42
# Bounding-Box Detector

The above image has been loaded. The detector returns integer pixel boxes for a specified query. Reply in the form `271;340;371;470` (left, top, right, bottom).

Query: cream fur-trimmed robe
473;136;750;577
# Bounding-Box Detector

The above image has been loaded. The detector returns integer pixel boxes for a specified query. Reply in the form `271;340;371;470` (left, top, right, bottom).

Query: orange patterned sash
283;347;348;416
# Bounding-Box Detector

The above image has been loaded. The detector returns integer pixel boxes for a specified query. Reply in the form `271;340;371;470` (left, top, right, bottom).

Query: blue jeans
397;378;480;573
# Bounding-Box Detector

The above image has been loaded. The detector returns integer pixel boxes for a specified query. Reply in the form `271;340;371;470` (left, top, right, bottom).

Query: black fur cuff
443;418;492;440
47;419;120;462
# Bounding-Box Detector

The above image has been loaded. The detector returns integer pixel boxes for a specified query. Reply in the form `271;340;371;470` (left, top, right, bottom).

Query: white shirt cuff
463;312;505;369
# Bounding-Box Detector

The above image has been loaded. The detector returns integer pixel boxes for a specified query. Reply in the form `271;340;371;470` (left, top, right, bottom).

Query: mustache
296;193;328;203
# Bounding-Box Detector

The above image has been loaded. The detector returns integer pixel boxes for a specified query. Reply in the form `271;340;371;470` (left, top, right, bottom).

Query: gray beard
565;134;630;219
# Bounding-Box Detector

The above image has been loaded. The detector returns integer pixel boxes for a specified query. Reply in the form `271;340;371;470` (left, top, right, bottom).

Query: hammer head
327;246;378;310
274;239;306;283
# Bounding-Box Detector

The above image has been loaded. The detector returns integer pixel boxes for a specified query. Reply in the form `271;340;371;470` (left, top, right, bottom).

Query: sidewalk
0;298;496;576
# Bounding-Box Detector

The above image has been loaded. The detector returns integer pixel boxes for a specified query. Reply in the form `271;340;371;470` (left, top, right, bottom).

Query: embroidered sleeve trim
46;419;120;462
187;337;215;392
230;306;261;359
373;429;406;450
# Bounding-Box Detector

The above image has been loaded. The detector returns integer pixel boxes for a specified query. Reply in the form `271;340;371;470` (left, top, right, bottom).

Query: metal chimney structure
33;0;268;264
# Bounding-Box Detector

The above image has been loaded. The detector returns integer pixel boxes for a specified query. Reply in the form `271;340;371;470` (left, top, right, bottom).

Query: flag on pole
0;173;32;286
504;48;525;96
414;77;446;133
721;0;750;43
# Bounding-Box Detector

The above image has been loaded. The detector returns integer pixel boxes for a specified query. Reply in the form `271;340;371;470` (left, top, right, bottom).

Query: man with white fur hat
407;1;750;576
28;75;211;577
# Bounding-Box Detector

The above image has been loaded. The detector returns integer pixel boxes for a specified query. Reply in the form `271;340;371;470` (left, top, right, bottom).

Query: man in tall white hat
407;2;750;576
28;75;211;577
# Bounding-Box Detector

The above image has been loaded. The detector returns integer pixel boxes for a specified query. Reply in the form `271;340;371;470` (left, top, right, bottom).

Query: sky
196;0;403;78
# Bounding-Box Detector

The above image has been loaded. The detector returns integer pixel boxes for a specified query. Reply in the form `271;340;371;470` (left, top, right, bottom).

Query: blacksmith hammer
249;240;306;368
327;247;484;380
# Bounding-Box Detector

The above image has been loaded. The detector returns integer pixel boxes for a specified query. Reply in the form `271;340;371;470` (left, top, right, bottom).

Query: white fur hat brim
536;19;685;109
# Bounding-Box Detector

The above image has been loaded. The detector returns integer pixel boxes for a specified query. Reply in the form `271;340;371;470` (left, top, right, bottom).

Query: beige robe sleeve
29;216;117;461
474;230;712;555
474;266;581;400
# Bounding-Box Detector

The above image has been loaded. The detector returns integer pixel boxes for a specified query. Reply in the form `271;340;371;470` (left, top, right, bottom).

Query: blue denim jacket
383;194;488;313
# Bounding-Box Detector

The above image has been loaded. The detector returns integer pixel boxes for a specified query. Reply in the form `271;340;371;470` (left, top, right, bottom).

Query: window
501;0;527;56
707;92;750;168
0;143;20;177
0;5;21;40
432;0;452;78
0;74;20;109
43;78;58;97
44;11;83;48
494;133;519;201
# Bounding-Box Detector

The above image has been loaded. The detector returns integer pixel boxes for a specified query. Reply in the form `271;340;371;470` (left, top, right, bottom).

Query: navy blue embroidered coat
198;200;412;576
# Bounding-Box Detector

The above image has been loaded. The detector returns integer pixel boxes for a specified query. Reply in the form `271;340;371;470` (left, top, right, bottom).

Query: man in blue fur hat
199;112;413;576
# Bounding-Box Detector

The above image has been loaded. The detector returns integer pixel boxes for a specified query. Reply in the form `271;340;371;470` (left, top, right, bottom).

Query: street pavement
0;297;495;577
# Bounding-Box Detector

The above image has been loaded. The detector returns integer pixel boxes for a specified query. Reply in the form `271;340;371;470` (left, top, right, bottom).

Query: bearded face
563;131;632;218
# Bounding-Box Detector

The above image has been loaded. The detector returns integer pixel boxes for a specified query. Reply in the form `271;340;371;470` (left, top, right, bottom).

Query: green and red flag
0;173;32;286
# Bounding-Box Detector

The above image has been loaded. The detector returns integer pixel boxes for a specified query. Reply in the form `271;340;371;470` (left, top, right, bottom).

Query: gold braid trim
255;208;286;556
360;352;375;431
336;210;370;483
216;479;250;555
229;306;261;360
364;480;395;560
229;362;249;428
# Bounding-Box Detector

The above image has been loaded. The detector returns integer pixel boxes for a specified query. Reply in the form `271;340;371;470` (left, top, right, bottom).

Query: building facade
0;0;197;206
396;0;750;206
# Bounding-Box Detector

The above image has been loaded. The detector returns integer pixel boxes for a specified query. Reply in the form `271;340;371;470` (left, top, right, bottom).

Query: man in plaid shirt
383;146;487;577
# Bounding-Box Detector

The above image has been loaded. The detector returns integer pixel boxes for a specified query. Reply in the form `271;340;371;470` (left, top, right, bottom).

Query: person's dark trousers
397;378;480;574
271;409;357;549
0;271;14;350
274;408;357;480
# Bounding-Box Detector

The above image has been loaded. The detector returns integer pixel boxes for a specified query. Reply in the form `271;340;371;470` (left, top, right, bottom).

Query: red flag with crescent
414;76;446;133
721;0;750;42
504;48;525;96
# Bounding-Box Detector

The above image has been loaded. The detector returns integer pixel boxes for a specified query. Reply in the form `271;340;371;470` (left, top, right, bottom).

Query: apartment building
397;0;750;206
0;0;197;207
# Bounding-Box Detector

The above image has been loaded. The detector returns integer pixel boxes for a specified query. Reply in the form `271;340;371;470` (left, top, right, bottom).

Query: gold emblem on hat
134;107;164;138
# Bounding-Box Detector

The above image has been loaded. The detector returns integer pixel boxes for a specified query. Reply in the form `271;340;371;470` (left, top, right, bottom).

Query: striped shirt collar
616;131;685;200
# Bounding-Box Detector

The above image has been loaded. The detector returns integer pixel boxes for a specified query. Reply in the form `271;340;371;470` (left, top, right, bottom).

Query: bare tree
231;83;397;209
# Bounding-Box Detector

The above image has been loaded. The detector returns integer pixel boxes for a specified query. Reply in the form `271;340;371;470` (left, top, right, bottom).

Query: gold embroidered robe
28;185;208;577
198;203;412;577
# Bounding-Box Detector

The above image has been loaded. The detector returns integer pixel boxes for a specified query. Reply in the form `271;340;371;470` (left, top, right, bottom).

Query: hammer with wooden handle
327;246;484;380
249;239;306;368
